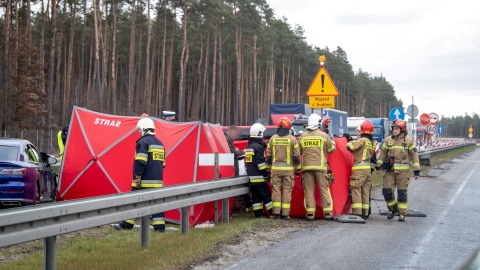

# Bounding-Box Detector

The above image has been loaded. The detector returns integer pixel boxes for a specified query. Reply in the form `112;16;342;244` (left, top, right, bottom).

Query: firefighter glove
135;175;142;188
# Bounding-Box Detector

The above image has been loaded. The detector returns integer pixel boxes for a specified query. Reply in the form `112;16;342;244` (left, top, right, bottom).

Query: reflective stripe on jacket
347;137;376;171
299;129;336;172
132;134;165;188
266;134;301;171
245;138;269;184
377;134;420;172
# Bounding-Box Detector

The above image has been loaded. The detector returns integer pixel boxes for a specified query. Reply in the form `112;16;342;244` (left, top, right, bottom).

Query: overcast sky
268;0;480;118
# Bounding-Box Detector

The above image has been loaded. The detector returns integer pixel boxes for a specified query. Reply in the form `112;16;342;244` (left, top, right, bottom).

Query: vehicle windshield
374;127;383;136
292;125;306;136
0;145;19;161
347;127;357;135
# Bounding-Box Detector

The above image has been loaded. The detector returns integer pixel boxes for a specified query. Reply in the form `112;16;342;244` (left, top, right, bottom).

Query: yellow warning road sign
306;66;339;96
469;125;473;134
309;96;335;108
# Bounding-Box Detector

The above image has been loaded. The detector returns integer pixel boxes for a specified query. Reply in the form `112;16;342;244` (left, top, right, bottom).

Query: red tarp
234;136;353;218
59;107;234;226
289;137;353;218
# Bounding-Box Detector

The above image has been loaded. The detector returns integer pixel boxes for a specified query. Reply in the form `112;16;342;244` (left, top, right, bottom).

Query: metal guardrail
0;177;249;270
418;143;474;165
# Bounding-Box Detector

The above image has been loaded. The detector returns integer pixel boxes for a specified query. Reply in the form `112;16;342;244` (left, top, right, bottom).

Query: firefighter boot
387;207;398;220
398;215;406;222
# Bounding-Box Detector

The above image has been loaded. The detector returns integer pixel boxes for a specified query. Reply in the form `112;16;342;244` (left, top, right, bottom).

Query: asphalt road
227;148;480;270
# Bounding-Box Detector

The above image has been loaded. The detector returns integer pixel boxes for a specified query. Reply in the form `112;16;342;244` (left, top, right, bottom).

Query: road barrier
418;142;474;166
0;177;249;270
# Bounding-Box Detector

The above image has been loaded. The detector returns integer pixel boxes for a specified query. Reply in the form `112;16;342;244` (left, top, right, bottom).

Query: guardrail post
222;198;229;223
180;207;189;234
140;215;150;248
44;236;56;270
214;152;219;225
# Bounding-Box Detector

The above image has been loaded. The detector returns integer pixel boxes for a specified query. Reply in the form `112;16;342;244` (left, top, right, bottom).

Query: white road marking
405;162;480;268
224;263;238;270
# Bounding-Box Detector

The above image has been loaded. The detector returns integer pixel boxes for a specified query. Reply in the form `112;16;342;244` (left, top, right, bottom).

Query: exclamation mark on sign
321;74;325;92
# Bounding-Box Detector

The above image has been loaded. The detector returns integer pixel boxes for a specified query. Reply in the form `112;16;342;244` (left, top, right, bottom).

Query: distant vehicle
0;139;58;208
269;103;321;125
347;117;366;139
323;109;348;136
367;118;390;143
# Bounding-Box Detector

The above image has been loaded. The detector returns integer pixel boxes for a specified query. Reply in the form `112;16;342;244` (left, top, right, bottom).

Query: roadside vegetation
0;214;275;270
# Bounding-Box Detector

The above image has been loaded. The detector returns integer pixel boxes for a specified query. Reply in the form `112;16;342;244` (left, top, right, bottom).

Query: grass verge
371;144;477;187
0;215;275;270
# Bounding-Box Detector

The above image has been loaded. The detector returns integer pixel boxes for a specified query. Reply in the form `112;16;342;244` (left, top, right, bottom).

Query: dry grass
0;215;275;270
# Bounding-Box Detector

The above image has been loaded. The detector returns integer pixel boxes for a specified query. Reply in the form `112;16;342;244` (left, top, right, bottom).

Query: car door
26;144;51;200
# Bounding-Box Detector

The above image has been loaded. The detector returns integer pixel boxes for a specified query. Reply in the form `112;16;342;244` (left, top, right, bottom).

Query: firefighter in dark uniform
245;123;273;218
114;118;166;232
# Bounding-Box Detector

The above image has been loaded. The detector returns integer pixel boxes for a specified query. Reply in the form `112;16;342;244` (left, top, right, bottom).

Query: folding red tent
59;107;234;226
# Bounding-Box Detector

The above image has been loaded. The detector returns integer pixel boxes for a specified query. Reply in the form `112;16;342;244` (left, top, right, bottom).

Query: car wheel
34;182;41;205
233;195;246;213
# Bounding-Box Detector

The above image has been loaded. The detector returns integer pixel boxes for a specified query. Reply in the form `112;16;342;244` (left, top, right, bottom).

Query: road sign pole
412;96;416;143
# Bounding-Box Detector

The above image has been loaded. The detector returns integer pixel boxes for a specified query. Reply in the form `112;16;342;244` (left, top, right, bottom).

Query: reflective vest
57;131;65;161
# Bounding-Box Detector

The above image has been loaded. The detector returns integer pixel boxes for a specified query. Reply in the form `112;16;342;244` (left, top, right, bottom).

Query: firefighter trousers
382;171;410;216
349;169;372;216
271;172;294;216
302;171;333;218
120;187;165;231
251;182;273;217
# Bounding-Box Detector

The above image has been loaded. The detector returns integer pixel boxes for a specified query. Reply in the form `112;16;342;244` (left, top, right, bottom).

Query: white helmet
137;118;155;136
307;113;322;130
250;123;266;138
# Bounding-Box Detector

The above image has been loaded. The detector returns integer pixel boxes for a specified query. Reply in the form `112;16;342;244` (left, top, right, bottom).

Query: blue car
0;139;57;208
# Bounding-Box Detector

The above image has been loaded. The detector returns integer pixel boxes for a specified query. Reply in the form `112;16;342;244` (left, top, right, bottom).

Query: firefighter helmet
360;120;374;135
277;117;292;130
250;123;266;138
137;118;155;136
307;113;322;130
390;119;406;132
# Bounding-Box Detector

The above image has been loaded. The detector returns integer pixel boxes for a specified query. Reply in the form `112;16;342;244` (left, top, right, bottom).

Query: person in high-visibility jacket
376;119;421;222
57;125;69;161
267;117;301;220
245;123;272;218
346;120;376;219
114;117;166;232
299;114;336;220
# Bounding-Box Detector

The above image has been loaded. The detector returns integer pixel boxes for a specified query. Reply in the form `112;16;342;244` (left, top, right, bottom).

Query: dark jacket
245;138;269;184
226;135;245;176
133;134;165;188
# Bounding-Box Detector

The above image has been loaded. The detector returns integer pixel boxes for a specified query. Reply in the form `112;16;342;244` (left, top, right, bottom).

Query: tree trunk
77;0;87;106
252;32;258;123
2;0;12;134
45;0;56;152
234;24;241;125
110;0;118;113
216;30;223;124
63;1;76;124
178;0;188;122
91;0;102;110
144;0;152;114
210;28;217;122
165;11;175;111
158;0;168;116
127;0;137;114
